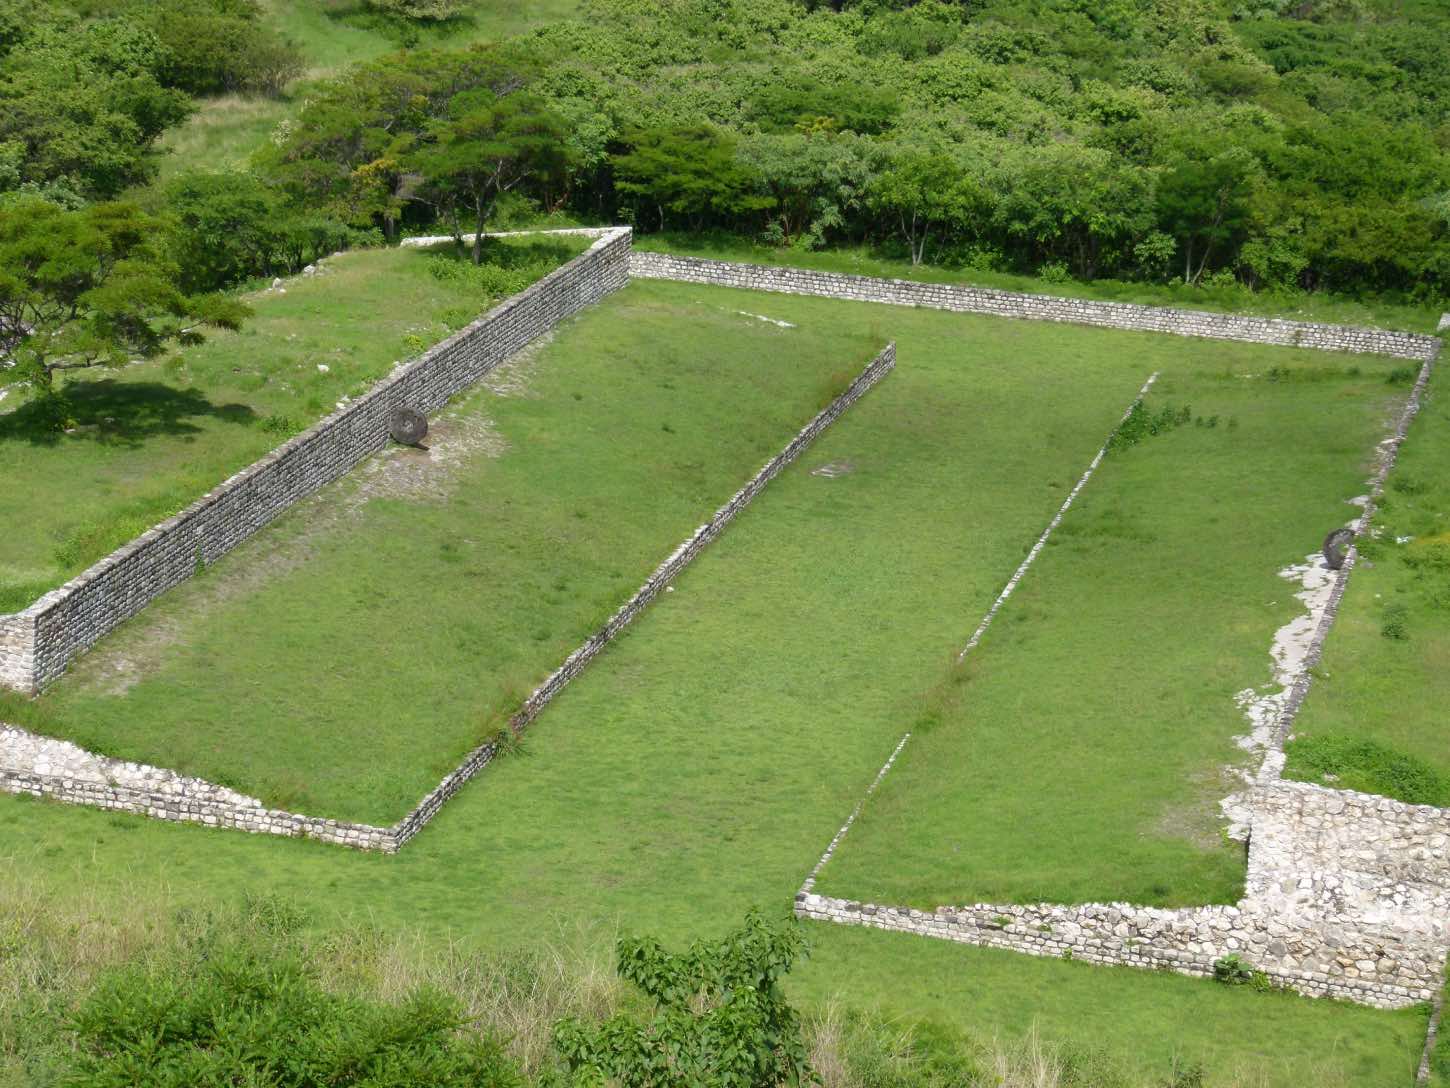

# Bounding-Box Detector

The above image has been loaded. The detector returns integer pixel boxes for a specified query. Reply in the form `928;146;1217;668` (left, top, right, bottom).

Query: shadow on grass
425;237;583;269
0;381;256;448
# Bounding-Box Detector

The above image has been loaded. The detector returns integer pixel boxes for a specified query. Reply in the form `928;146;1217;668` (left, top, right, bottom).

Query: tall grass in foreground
0;869;1369;1087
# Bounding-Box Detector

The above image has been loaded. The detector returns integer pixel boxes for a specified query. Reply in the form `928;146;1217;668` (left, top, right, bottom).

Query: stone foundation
799;781;1450;1009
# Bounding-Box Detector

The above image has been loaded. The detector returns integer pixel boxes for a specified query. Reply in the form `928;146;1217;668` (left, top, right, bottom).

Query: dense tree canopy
260;0;1447;302
0;199;248;396
2;0;1446;310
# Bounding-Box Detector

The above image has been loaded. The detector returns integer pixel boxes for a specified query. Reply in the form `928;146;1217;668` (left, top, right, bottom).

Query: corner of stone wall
0;610;36;695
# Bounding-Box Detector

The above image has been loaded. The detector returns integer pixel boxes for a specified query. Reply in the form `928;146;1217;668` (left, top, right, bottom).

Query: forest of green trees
3;0;1448;398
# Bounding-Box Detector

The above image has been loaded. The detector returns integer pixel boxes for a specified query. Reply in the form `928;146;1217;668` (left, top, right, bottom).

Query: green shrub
64;935;521;1087
552;911;812;1088
1381;601;1410;641
425;252;558;299
1211;954;1276;992
1107;401;1197;453
1284;733;1450;806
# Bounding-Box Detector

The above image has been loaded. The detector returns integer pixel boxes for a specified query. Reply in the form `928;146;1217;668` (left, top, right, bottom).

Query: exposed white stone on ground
736;310;795;328
0;723;260;806
1224;551;1338;826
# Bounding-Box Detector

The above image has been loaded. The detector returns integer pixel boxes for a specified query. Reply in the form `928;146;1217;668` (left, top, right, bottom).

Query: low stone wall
798;780;1450;1009
0;724;393;849
632;251;1442;361
391;341;896;850
0;344;895;851
0;228;633;695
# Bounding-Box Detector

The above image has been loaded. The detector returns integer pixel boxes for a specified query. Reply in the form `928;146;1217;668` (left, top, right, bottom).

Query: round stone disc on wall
389;406;428;446
1322;527;1355;570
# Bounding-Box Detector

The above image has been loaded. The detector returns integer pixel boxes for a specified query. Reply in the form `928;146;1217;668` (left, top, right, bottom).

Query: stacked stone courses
631;252;1442;361
798;781;1450;1009
0;228;633;696
0;344;895;852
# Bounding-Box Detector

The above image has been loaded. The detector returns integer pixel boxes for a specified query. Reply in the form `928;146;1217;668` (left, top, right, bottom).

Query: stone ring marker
1322;527;1356;571
389;406;428;447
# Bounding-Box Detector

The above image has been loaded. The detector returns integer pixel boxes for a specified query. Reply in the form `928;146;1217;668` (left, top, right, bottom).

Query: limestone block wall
632;251;1442;361
0;344;895;852
0;228;633;696
0;614;32;694
797;780;1450;1009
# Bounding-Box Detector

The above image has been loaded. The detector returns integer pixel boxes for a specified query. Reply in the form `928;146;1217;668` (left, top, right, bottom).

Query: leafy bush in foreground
64;943;521;1088
552;910;813;1087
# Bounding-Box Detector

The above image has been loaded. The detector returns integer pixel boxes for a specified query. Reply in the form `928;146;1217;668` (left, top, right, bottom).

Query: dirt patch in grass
73;386;513;697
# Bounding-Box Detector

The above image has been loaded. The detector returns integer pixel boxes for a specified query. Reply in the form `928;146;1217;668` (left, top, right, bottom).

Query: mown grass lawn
1285;360;1450;804
0;238;582;613
1;282;1430;1085
1;280;883;822
815;355;1406;909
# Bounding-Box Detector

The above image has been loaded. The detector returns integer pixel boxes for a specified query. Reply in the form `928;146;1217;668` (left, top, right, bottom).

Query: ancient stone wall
0;228;633;696
0;613;32;694
0;344;895;851
798;780;1450;1009
632;251;1442;361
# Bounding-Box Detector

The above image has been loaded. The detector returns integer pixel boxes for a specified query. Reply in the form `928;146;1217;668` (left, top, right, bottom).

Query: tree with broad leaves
405;86;571;265
612;125;769;233
868;145;985;266
0;200;249;405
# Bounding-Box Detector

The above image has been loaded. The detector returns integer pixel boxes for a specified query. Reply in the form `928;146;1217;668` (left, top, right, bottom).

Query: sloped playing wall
0;228;633;695
0;344;896;852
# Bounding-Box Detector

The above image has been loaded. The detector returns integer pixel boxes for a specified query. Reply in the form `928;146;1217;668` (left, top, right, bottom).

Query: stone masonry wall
0;344;896;851
632;251;1442;361
0;228;633;695
0;613;32;694
798;780;1450;1009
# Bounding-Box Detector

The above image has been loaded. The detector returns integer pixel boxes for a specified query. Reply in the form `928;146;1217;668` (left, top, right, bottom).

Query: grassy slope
634;235;1447;335
2;282;879;823
0;283;1428;1084
1285;360;1450;799
0;238;583;612
815;359;1405;908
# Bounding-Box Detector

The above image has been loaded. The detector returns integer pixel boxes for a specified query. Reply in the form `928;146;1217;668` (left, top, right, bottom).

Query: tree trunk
472;198;485;266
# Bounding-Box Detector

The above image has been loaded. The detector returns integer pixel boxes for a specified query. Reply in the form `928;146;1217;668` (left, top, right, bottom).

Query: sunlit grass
0;280;1432;1086
1286;361;1450;799
816;355;1404;908
0;238;583;611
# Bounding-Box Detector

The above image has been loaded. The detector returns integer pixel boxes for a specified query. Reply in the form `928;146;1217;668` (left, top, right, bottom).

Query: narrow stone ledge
630;251;1441;362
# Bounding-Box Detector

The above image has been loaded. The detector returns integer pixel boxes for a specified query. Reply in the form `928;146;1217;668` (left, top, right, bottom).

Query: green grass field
0;238;581;613
1285;361;1450;805
813;357;1407;909
0;280;1433;1084
0;281;881;822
